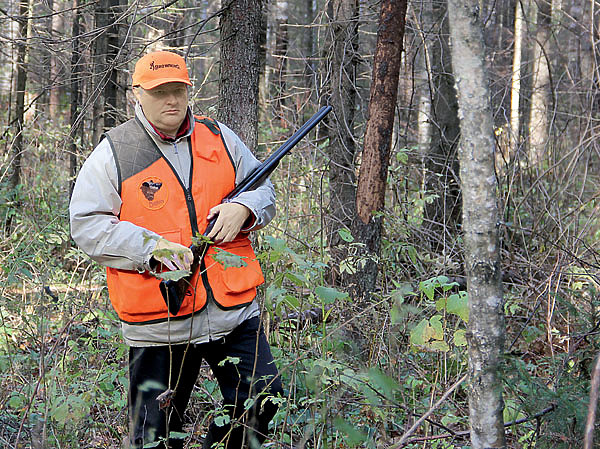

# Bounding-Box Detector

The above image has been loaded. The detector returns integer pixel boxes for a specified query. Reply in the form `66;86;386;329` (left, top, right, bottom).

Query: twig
584;353;600;449
394;373;468;448
397;404;556;447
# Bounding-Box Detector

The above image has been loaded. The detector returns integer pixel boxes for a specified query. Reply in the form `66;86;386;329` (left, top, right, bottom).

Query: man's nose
165;92;178;103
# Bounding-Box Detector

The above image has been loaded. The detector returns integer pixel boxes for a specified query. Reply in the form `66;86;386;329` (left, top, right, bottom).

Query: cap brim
137;78;193;90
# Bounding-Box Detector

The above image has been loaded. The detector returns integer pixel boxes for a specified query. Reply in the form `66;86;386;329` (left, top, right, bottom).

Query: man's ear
132;87;142;102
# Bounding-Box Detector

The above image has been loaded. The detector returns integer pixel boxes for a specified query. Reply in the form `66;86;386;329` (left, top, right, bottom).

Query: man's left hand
206;203;252;243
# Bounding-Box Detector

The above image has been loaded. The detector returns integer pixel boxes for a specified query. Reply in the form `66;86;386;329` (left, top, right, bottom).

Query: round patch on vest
138;177;168;210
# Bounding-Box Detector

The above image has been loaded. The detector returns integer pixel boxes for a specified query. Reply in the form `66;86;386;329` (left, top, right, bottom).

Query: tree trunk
447;1;506;448
592;0;600;116
104;0;126;130
352;0;407;298
326;0;359;283
273;0;289;122
69;0;82;195
422;0;461;252
509;0;524;158
218;0;264;151
49;0;64;120
303;0;317;91
528;0;552;166
8;0;29;216
92;0;109;145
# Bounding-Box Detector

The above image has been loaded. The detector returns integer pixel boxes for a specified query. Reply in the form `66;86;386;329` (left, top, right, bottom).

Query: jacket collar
134;102;195;144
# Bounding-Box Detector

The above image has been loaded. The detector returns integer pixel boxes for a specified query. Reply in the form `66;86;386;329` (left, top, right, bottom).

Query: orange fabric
106;118;264;324
132;51;192;89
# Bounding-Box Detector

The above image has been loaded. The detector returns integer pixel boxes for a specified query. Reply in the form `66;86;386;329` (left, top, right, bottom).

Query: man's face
134;82;189;136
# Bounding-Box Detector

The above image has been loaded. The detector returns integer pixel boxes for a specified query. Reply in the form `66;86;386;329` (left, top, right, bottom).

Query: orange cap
132;51;192;89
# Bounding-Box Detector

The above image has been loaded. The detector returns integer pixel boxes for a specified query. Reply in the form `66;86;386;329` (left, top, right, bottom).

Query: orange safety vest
103;117;264;324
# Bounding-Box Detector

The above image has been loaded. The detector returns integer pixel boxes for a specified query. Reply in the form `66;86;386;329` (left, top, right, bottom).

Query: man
70;51;282;449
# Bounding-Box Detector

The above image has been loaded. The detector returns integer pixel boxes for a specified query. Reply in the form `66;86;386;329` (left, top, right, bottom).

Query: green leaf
191;234;213;246
429;340;450;351
212;248;247;269
333;417;368;447
168;431;190;440
282;294;300;309
338;228;354;243
218;356;240;367
8;393;24;409
420;282;435;301
368;367;399;400
454;329;467;347
154;269;190;281
265;286;286;302
447;292;469;322
429;315;444;340
410;316;448;352
214;414;231;427
285;271;308;286
410;319;429;346
315;286;348;304
143;232;160;245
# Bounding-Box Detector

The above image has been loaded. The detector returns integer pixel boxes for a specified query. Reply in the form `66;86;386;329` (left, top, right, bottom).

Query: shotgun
160;105;332;315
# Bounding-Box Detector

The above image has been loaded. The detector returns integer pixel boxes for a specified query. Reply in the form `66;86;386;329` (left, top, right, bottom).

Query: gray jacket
69;104;275;346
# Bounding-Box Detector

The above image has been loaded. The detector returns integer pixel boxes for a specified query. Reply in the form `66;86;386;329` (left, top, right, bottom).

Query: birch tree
447;1;506;448
528;0;552;166
509;0;524;159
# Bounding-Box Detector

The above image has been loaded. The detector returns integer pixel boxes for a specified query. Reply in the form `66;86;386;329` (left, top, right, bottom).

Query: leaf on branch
212;248;248;269
315;286;349;304
154;269;191;282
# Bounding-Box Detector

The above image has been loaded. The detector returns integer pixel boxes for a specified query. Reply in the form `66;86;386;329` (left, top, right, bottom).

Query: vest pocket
209;239;264;294
159;229;183;245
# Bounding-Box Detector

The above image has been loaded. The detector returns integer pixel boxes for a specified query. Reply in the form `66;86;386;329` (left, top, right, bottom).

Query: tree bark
273;0;289;122
104;0;126;130
218;0;264;151
49;0;64;120
92;0;109;145
509;0;524;158
528;0;552;166
421;0;461;252
326;0;359;283
9;0;28;196
352;0;407;297
447;1;506;448
69;0;82;195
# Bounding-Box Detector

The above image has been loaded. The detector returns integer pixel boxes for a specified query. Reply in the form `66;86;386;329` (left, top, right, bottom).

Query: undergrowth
0;126;597;448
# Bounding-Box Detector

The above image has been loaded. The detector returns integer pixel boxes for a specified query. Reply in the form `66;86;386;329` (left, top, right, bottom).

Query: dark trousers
128;316;283;449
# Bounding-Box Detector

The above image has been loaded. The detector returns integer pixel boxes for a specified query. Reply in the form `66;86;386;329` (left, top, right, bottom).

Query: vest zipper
150;131;219;339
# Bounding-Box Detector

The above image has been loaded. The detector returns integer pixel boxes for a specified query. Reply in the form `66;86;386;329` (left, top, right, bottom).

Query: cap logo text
149;61;181;71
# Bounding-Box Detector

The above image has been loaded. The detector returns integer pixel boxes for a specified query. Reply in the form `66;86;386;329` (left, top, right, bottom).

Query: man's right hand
151;238;193;271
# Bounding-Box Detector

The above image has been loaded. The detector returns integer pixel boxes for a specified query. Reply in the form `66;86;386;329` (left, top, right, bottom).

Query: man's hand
206;203;252;243
152;238;193;271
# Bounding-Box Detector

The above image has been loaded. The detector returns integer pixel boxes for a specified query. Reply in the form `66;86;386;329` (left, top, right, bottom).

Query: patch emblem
138;177;168;210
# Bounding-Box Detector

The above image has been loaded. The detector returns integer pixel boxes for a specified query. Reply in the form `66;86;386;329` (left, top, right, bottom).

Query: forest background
0;0;599;447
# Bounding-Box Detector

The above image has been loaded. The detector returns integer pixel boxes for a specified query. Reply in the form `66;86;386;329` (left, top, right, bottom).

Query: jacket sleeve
69;139;160;271
219;123;276;231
